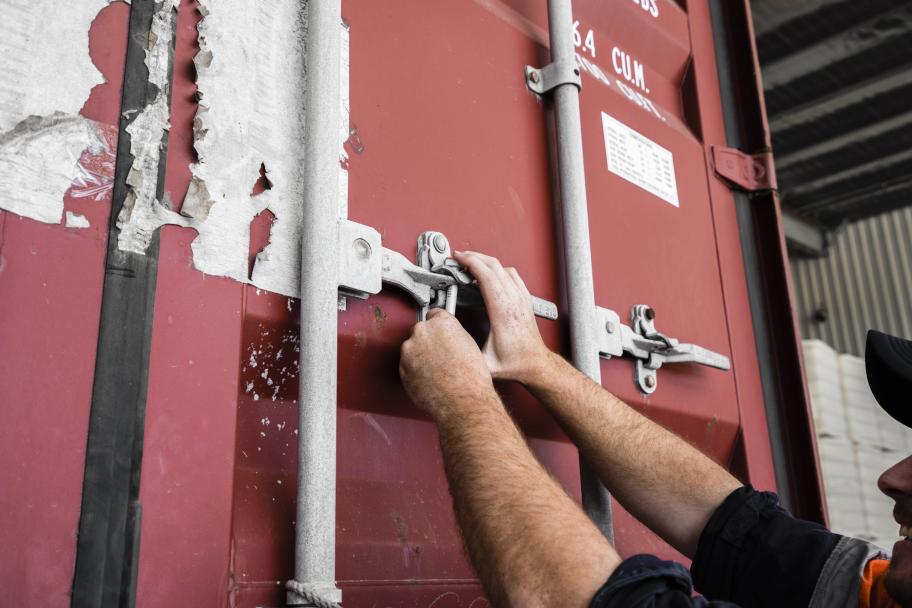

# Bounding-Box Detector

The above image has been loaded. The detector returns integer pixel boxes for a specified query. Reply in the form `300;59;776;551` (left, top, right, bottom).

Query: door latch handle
597;304;730;394
337;221;558;321
414;231;558;321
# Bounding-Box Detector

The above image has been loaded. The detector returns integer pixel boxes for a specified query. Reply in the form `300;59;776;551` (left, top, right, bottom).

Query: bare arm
454;251;741;558
524;351;740;557
400;310;620;608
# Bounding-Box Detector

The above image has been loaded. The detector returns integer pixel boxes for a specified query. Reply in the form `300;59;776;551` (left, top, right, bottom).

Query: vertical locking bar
288;0;343;605
544;0;615;542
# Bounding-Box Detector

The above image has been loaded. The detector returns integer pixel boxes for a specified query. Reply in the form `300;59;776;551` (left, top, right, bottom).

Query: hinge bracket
711;145;777;192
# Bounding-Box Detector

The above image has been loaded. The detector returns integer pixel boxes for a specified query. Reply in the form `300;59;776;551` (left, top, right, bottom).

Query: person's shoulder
692;485;842;606
812;538;890;608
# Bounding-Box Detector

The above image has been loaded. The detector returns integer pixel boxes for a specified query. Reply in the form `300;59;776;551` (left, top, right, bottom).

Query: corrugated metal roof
752;0;912;230
790;206;912;356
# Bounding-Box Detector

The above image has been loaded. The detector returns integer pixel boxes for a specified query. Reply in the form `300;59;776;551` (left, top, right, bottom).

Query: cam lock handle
416;231;558;321
364;230;557;322
597;304;731;394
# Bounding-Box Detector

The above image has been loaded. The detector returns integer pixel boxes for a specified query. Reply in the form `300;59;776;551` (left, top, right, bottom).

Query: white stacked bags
803;339;909;547
803;340;867;540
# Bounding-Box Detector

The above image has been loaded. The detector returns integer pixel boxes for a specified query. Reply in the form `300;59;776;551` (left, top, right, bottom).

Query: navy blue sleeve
690;485;841;608
589;555;738;608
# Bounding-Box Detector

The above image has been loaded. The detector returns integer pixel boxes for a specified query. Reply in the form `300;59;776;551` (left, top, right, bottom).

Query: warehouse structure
752;0;912;542
752;0;912;354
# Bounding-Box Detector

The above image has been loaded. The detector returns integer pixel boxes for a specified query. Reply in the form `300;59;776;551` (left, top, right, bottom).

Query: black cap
865;330;912;428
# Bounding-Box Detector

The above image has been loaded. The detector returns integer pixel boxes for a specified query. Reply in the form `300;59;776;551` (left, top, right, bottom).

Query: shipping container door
0;1;786;607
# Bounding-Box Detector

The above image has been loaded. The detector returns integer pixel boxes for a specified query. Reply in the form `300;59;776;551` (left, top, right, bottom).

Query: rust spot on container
372;304;387;330
391;509;409;545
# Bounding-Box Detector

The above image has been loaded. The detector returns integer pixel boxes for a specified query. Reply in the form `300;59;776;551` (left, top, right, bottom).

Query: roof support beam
752;0;835;37
770;64;912;127
784;147;912;202
775;108;912;170
783;211;827;256
798;174;912;215
761;3;912;90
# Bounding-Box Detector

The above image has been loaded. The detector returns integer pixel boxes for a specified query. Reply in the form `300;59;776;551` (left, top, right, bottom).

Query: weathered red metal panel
0;4;128;605
684;0;779;493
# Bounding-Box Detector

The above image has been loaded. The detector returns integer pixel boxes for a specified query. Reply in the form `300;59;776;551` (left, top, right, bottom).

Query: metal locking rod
597;305;731;394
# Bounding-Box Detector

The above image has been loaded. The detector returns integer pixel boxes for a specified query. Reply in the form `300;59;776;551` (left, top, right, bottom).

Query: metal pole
546;0;615;542
288;0;342;605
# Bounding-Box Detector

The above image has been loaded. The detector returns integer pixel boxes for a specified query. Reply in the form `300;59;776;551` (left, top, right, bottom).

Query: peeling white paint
1;0;352;302
180;0;291;286
181;1;351;297
0;1;119;224
65;211;91;229
0;1;112;132
117;0;187;253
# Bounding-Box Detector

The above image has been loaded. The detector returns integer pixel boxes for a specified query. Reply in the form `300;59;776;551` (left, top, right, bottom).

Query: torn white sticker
601;112;679;207
65;211;91;229
0;1;119;224
0;114;107;223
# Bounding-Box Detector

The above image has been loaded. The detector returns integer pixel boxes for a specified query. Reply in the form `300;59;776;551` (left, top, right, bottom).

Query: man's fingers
454;252;512;314
454;251;522;321
425;308;449;321
460;251;514;288
505;267;531;298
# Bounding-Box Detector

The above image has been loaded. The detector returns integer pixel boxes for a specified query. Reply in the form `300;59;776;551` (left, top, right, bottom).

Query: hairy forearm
526;352;740;558
435;388;619;608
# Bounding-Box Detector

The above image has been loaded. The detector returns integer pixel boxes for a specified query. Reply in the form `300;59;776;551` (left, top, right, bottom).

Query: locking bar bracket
524;61;582;95
338;220;382;299
596;304;731;394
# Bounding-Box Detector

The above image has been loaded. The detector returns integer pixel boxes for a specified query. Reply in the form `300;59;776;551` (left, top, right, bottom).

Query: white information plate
601;113;679;207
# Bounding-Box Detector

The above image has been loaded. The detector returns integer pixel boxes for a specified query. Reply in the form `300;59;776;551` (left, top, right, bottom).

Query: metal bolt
433;233;448;253
605;320;616;334
529;70;540;84
352;238;372;260
644;374;656;389
644;307;656;321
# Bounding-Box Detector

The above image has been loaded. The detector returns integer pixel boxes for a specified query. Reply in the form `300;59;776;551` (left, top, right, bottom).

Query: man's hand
399;308;495;422
453;251;550;384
